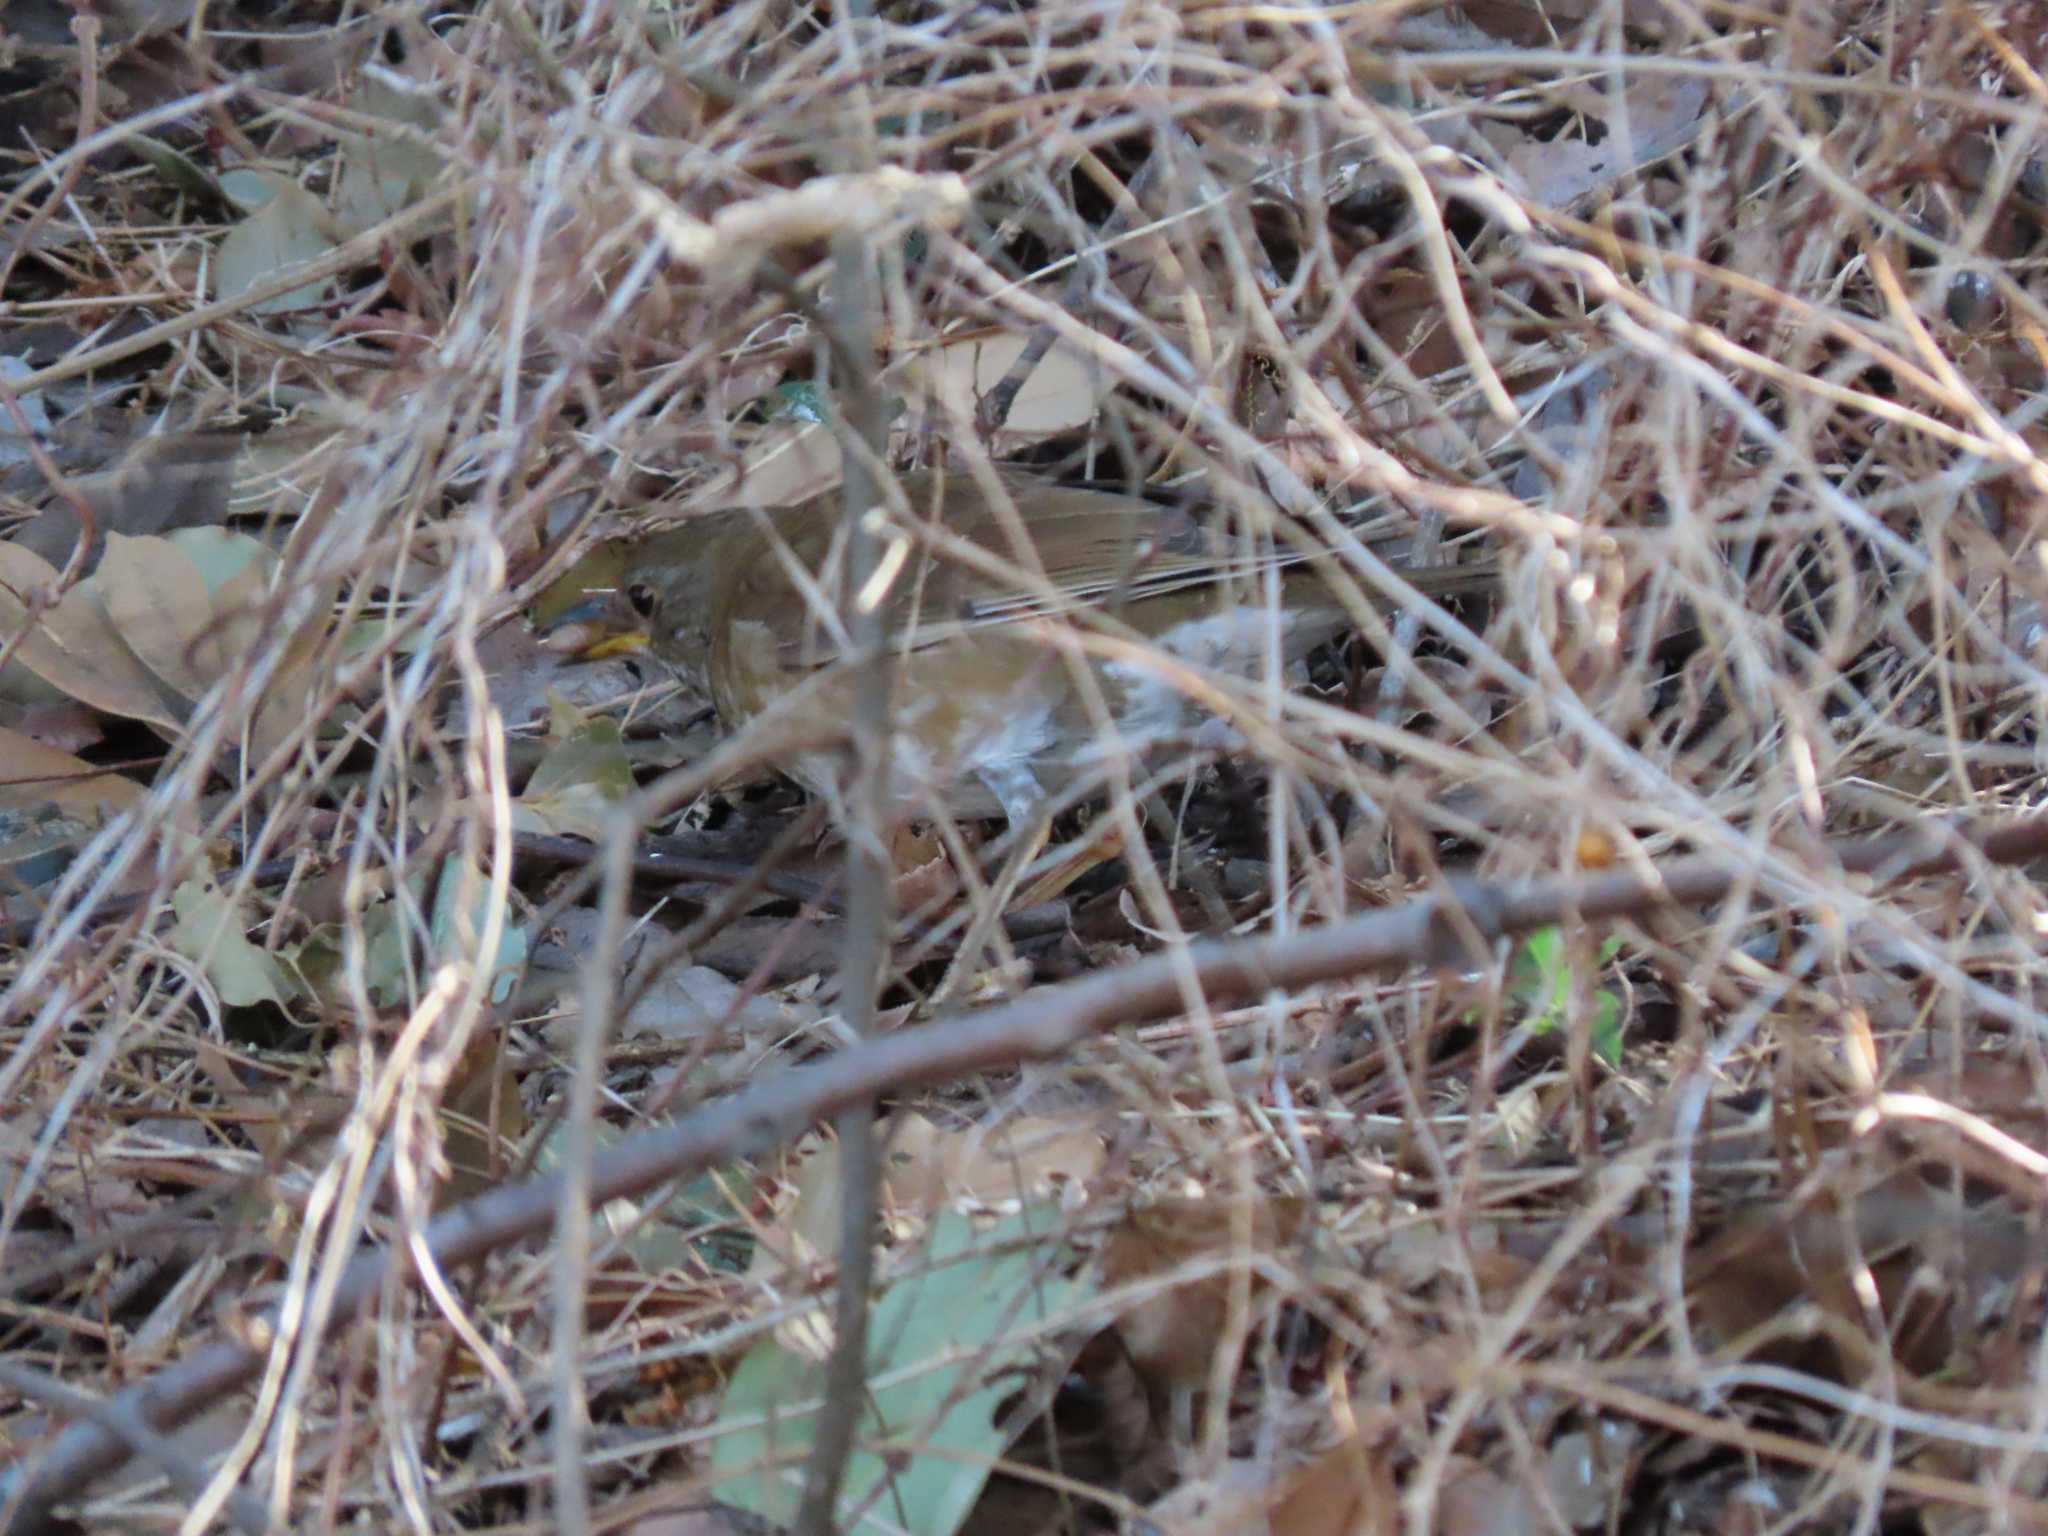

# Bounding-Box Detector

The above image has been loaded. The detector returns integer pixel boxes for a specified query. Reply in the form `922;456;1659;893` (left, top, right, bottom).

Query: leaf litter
5;4;2048;1536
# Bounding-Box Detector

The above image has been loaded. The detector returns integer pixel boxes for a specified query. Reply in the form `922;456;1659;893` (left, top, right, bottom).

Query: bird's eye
626;582;658;619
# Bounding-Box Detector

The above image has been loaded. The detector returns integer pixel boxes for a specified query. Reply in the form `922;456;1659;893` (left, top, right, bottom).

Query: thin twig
793;23;899;1529
0;1362;272;1536
6;809;2042;1535
547;809;635;1536
973;147;1163;439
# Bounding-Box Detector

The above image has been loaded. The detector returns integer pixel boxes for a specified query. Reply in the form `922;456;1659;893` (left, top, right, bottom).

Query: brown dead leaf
206;545;279;664
5;520;328;761
10;432;240;567
210;555;325;763
898;330;1112;443
1685;1170;2009;1380
1014;819;1122;908
0;541;186;729
891;821;958;910
439;1030;526;1204
683;420;845;513
1372;1220;1467;1293
1501;77;1711;212
95;532;217;701
1353;268;1468;381
0;726;143;817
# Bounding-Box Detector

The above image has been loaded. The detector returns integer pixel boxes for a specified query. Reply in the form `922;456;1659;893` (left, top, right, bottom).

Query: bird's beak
534;593;650;660
582;628;651;661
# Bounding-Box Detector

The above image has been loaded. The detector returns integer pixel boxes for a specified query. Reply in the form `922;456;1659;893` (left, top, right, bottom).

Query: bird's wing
925;479;1476;628
729;475;1489;668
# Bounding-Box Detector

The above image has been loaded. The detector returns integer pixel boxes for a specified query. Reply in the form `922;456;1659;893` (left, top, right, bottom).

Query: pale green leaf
165;526;275;596
128;134;225;205
170;880;291;1009
517;711;633;842
218;167;282;212
216;178;334;313
330;73;447;236
428;855;528;1004
712;1204;1087;1536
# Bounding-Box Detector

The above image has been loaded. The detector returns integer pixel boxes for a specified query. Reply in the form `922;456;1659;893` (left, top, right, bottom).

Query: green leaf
218;167;283;212
216;178;334;314
428;855;528;1005
277;924;342;1001
711;1204;1086;1536
530;1135;754;1275
516;706;633;842
768;380;826;423
331;861;527;1009
362;891;420;1005
1590;992;1625;1068
163;527;271;593
170;880;293;1009
1499;925;1629;1063
672;1168;758;1274
1506;925;1570;1028
128;134;226;206
329;73;447;236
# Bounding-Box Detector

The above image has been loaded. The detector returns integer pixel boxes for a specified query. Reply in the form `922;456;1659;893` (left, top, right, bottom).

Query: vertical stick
794;9;896;1532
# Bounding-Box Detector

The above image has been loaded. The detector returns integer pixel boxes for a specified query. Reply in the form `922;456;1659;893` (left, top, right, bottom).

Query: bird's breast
707;599;1345;818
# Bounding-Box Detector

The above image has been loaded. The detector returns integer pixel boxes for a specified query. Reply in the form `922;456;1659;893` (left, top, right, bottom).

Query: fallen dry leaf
683;420;846;513
8;432;240;567
898;330;1113;443
1436;1457;1543;1536
95;532;220;701
0;540;186;730
0;725;144;817
1142;1458;1277;1536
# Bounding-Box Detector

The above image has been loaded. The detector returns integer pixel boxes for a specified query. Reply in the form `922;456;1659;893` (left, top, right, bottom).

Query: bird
608;468;1495;825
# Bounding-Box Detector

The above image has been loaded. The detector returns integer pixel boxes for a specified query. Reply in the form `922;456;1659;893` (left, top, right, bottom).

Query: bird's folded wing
757;477;1494;666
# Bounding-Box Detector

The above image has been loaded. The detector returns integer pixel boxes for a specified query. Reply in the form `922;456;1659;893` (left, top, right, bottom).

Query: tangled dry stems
4;0;2048;1531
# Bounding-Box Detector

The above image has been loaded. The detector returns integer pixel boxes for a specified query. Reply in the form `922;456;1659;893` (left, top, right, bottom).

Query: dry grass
4;0;2048;1532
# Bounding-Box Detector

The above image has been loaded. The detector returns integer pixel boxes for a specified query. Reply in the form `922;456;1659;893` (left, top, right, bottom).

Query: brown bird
612;469;1494;824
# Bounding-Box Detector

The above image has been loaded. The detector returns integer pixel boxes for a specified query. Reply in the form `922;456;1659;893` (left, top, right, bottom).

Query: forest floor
5;1;2048;1533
